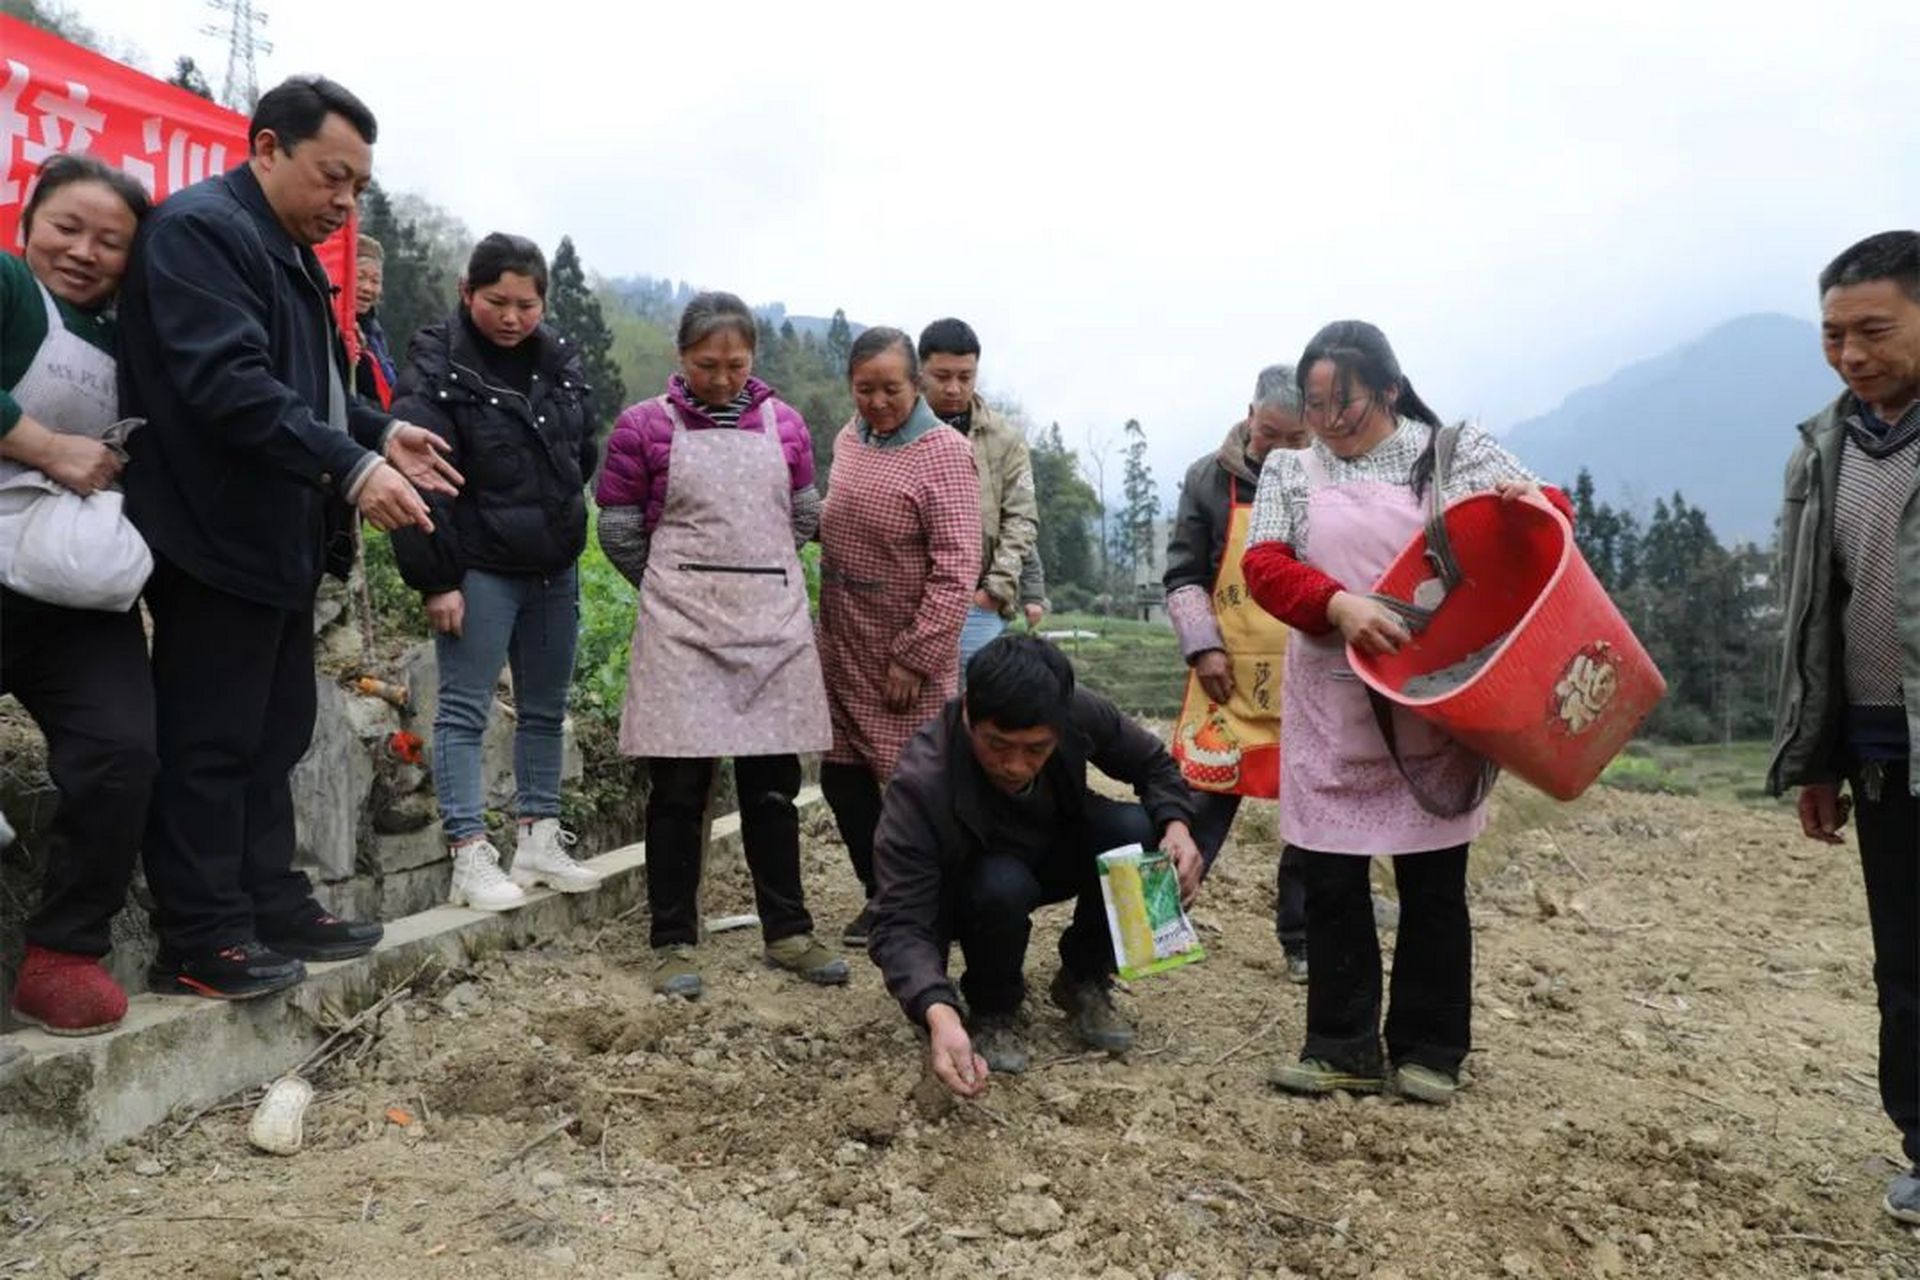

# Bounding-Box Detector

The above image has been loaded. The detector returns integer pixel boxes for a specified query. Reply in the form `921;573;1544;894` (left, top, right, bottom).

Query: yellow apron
1170;476;1287;798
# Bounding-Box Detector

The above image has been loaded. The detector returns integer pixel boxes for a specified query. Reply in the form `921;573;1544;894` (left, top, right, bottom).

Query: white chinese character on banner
0;60;30;207
19;78;106;168
124;116;229;200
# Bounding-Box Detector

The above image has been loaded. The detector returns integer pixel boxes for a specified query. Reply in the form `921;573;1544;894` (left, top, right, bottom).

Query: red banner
0;14;358;346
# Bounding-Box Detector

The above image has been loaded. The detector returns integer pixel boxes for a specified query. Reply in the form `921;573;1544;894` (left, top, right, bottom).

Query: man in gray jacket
1767;230;1920;1224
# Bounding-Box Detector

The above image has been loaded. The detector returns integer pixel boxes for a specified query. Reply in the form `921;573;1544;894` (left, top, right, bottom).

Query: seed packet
1096;843;1206;980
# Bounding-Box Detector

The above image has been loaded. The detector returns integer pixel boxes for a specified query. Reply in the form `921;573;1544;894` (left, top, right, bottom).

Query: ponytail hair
1296;319;1449;497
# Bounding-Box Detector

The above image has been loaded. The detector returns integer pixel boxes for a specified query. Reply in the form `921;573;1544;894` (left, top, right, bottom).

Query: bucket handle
1363;421;1500;819
1367;422;1467;632
1367;694;1502;818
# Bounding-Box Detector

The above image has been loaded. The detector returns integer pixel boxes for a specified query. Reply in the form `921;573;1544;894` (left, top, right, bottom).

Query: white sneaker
512;819;602;894
448;840;527;912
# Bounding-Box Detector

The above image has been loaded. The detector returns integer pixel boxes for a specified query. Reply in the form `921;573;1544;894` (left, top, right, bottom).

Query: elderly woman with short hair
597;291;843;999
1163;363;1312;975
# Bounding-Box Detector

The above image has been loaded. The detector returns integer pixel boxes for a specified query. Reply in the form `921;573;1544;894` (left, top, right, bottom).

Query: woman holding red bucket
1242;320;1573;1105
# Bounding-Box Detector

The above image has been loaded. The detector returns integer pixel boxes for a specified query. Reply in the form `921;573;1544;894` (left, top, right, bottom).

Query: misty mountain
1499;313;1839;544
603;275;860;344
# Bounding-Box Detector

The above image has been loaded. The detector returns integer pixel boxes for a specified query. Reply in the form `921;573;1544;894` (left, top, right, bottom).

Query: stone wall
0;635;581;1024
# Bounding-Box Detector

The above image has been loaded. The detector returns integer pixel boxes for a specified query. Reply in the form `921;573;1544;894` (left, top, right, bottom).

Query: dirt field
2;783;1916;1280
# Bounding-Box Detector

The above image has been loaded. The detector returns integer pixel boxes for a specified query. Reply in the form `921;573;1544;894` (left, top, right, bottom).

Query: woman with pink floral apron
1244;321;1574;1105
598;292;841;999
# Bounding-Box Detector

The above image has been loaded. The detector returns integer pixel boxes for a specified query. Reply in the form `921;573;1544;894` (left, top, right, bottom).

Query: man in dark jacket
120;77;460;1000
869;635;1202;1096
1163;365;1312;977
1767;230;1920;1225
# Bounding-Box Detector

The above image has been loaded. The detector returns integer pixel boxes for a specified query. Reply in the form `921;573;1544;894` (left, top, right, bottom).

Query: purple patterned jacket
595;374;815;526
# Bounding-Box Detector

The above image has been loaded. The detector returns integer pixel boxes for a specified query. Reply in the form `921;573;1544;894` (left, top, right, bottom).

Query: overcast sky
68;0;1920;492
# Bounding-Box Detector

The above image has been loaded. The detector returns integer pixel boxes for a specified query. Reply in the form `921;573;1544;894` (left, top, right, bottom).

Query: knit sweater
1835;428;1920;712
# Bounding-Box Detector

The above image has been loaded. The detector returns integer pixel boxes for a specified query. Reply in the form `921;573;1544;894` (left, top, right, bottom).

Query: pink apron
1278;451;1489;856
618;399;832;759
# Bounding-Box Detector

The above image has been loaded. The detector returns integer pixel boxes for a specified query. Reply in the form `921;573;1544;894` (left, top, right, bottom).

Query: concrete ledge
0;789;821;1171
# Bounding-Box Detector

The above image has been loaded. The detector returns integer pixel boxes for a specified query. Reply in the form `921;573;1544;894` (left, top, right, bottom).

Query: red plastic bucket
1349;493;1666;802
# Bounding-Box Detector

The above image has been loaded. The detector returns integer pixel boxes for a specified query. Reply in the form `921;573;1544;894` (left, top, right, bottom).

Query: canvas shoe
653;946;702;1000
449;840;527;912
1284;946;1310;985
1391;1062;1460;1105
512;819;602;894
1886;1168;1920;1225
841;903;877;949
1268;1057;1386;1096
764;935;850;985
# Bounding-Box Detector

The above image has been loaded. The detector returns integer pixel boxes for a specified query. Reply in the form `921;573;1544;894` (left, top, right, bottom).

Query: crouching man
868;634;1202;1097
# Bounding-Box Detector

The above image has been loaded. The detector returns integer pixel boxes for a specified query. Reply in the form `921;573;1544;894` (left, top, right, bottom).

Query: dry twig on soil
495;1115;577;1171
1185;1179;1360;1244
294;959;434;1079
1210;1005;1283;1067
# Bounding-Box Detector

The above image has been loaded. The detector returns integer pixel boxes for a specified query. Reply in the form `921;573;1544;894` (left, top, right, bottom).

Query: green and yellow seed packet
1096;843;1206;980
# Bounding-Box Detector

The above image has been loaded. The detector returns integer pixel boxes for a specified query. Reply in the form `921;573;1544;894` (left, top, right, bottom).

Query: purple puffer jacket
596;375;815;528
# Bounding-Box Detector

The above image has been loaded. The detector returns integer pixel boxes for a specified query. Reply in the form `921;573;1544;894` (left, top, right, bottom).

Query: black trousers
1189;790;1308;950
644;754;810;948
0;588;156;956
1854;762;1918;1167
1294;844;1471;1076
953;794;1153;1017
141;557;319;953
821;761;884;898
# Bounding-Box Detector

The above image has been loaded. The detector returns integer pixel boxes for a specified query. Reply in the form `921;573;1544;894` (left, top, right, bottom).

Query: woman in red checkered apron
816;328;981;946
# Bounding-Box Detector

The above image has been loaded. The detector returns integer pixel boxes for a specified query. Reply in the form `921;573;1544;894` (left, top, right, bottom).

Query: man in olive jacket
868;635;1203;1097
1767;230;1920;1224
120;77;459;1000
918;319;1041;674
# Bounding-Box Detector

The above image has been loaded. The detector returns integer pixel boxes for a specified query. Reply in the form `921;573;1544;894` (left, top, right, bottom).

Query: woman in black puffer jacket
390;233;602;912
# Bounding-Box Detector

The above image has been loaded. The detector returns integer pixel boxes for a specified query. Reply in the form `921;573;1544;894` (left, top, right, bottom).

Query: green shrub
1600;754;1698;796
573;525;637;724
361;528;428;640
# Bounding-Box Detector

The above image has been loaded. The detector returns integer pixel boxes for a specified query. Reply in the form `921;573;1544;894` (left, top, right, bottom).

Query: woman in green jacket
0;154;155;1036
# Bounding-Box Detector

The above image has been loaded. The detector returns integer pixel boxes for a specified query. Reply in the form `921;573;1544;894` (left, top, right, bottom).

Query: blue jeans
958;604;1008;683
433;567;579;842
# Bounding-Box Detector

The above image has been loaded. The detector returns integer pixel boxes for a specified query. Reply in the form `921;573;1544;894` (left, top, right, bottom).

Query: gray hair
1252;364;1302;414
677;290;758;352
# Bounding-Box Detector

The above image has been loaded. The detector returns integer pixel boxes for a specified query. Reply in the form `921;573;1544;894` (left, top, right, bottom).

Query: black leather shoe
149;942;306;1000
259;904;384;962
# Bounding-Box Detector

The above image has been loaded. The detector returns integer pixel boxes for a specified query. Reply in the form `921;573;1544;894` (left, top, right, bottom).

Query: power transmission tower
202;0;272;113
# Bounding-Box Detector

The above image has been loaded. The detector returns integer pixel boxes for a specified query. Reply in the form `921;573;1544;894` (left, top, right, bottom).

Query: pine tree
1111;419;1159;596
546;236;628;434
167;56;214;100
826;309;853;372
356;180;449;360
5;0;103;49
1029;422;1100;601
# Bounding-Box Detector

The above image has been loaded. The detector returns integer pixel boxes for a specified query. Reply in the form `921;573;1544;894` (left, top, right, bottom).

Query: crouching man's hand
1161;820;1204;906
926;1003;989;1098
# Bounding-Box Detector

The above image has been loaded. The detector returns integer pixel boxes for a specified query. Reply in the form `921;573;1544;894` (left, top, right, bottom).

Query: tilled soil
2;788;1916;1279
